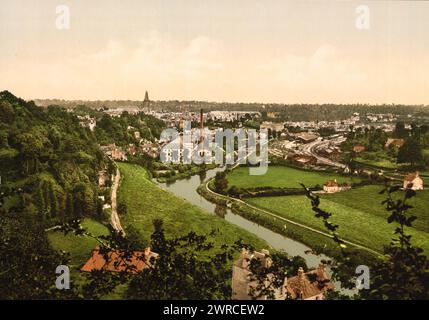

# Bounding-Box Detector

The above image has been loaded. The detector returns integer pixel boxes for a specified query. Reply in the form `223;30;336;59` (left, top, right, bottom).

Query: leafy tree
214;171;228;194
397;138;423;166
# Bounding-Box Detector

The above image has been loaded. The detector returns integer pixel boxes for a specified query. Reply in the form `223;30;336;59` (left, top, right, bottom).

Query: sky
0;0;428;104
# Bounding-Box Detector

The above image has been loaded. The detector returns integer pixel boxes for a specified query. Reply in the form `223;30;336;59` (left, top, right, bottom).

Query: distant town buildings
260;121;285;132
287;154;318;166
291;132;319;144
100;143;128;161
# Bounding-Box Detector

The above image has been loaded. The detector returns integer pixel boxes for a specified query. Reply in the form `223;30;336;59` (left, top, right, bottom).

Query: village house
77;115;96;131
232;249;333;300
385;138;405;148
286;266;334;300
288;154;318;166
353;145;366;153
403;171;424;190
81;247;158;273
323;180;351;193
100;143;128;161
232;249;287;300
140;141;160;159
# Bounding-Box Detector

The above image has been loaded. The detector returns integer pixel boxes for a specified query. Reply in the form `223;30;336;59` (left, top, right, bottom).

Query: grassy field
117;163;267;251
245;186;429;254
48;219;127;299
48;218;109;268
355;158;400;170
226;166;360;189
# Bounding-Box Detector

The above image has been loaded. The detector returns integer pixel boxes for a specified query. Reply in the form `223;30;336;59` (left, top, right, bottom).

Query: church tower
143;91;150;110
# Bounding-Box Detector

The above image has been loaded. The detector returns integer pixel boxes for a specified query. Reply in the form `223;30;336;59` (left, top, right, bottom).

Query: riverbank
117;162;268;252
198;177;378;264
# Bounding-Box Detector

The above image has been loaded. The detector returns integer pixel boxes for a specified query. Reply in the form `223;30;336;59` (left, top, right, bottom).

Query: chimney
298;267;304;278
200;108;204;130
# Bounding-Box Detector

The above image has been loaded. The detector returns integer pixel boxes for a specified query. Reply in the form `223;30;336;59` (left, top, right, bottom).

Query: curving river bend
157;167;331;269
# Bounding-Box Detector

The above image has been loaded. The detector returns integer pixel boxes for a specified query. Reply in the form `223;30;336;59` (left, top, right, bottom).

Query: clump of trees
214;171;228;194
0;91;105;222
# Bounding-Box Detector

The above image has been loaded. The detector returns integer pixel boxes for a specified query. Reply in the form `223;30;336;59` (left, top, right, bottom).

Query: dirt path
111;167;125;236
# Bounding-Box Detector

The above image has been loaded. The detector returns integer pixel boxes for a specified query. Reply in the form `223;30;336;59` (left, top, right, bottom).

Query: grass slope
246;188;429;254
117;163;267;251
227;166;360;189
48;218;109;268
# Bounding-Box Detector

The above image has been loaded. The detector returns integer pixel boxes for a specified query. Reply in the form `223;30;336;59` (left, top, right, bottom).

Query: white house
403;172;424;190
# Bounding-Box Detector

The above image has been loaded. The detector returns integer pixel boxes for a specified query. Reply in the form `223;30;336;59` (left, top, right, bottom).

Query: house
353;145;366;153
293;132;319;144
403;172;424;190
323;180;351;193
385;138;405;148
81;247;158;273
127;144;138;156
232;249;333;300
318;147;341;161
77;115;96;131
100;143;128;161
288;154;318;166
140;142;160;159
285;265;334;300
232;249;287;300
260;121;285;132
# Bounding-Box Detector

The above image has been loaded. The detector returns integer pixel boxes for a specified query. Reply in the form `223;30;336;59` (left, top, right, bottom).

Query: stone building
232;249;287;300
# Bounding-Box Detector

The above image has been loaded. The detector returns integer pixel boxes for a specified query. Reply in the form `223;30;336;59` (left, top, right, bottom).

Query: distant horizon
31;95;428;107
1;1;428;104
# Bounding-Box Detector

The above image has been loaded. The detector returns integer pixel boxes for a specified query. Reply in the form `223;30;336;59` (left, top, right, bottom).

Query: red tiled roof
286;266;333;300
81;247;158;273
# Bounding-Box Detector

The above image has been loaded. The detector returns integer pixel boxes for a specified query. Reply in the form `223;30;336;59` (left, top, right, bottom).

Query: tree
214;171;228;194
393;122;408;139
397;138;423;166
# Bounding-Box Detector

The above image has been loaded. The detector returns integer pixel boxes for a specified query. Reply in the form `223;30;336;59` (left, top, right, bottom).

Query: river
157;167;331;269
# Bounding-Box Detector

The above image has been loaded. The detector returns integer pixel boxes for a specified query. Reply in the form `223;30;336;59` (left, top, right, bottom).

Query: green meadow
245;186;429;254
117;162;267;250
226;166;360;189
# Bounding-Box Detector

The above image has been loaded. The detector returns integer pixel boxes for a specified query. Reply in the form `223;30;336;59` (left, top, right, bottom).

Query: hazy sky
0;0;428;104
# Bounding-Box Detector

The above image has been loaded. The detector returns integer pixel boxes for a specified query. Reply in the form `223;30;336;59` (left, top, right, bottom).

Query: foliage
302;183;429;299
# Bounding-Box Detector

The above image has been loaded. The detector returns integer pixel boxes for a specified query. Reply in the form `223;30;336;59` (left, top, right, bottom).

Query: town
1;0;428;305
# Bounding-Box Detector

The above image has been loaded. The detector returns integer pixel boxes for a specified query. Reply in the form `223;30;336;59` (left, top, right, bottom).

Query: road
111;167;125;236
